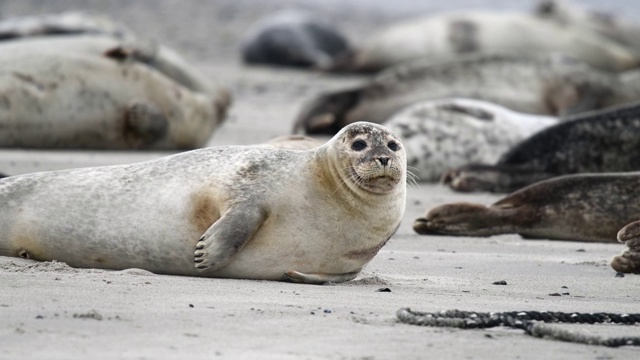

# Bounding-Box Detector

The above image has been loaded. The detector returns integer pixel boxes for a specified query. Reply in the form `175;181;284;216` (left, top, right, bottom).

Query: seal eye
351;140;367;151
388;141;399;151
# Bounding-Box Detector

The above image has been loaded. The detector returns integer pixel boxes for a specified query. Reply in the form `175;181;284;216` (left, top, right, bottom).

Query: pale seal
535;0;640;54
342;11;637;73
0;122;406;284
241;11;351;69
294;53;639;135
414;172;640;243
611;220;640;274
0;48;230;149
441;102;640;193
384;98;557;181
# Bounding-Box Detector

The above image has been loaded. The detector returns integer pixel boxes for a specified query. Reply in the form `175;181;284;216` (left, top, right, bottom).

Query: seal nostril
378;157;389;166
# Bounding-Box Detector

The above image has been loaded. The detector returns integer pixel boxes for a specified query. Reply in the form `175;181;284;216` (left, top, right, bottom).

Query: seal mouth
350;167;400;194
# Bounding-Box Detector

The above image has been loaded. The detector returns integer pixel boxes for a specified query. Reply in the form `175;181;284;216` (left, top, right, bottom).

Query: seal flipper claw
194;204;267;273
283;270;359;284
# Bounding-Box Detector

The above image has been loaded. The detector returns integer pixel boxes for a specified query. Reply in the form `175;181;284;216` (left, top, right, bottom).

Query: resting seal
295;53;638;135
241;11;351;69
441;102;640;193
0;122;406;284
384;98;557;182
0;48;230;149
343;11;637;73
414;172;640;243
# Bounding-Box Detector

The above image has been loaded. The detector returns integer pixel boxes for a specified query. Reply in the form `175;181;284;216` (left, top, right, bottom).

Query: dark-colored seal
442;102;640;193
294;53;639;135
0;122;406;284
414;172;640;242
611;220;640;274
241;11;351;69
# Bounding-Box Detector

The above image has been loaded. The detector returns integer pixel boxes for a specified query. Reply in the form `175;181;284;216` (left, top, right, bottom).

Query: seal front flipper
194;205;268;273
283;270;360;284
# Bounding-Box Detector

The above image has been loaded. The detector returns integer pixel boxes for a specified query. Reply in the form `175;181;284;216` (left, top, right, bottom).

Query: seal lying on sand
295;53;638;135
535;0;640;54
241;11;351;69
611;221;640;274
0;11;133;40
414;172;640;243
441;102;640;193
340;11;637;73
384;98;557;182
0;11;217;94
0;122;406;284
0;49;230;149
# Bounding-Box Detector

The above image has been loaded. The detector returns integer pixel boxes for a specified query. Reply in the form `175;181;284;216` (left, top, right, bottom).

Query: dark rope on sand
397;308;640;347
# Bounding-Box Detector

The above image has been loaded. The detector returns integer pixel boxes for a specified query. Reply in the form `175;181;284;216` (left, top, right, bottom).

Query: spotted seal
0;48;230;149
0;122;406;284
241;10;351;69
384;98;557;181
414;172;640;243
294;53;639;135
441;102;640;193
341;11;637;73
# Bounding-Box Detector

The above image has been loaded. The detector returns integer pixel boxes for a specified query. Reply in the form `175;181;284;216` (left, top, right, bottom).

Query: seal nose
377;157;390;166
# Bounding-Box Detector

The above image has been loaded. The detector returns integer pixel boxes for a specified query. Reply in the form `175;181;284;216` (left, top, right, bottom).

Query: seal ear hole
351;139;367;151
18;250;31;259
388;141;399;151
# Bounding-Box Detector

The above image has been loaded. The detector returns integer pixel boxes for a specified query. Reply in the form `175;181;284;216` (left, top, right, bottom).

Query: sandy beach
0;1;639;359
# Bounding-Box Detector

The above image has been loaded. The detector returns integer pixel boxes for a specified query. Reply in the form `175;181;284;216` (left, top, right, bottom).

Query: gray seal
0;122;406;284
441;102;640;193
294;53;639;135
414;172;640;242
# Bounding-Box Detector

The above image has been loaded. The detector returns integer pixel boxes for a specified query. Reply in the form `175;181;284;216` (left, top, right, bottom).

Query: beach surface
0;1;639;359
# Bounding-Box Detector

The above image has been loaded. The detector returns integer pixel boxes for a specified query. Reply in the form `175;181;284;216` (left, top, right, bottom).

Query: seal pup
414;172;640;242
0;49;230;149
611;221;640;274
441;102;640;193
342;11;637;73
241;10;351;69
294;53;638;135
0;122;406;284
384;98;557;182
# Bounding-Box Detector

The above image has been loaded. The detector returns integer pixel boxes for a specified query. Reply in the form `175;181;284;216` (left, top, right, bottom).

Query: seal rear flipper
194;205;268;273
441;164;556;193
283;270;359;284
413;202;522;236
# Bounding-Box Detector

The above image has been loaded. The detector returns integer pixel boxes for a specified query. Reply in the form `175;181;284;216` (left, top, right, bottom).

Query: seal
413;172;640;242
384;98;557;181
343;10;637;73
0;122;406;284
535;0;640;55
0;47;230;149
241;10;352;69
441;102;640;193
611;220;640;274
294;53;639;135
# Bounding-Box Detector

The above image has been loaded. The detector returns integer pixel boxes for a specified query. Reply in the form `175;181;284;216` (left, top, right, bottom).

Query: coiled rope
397;308;640;347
